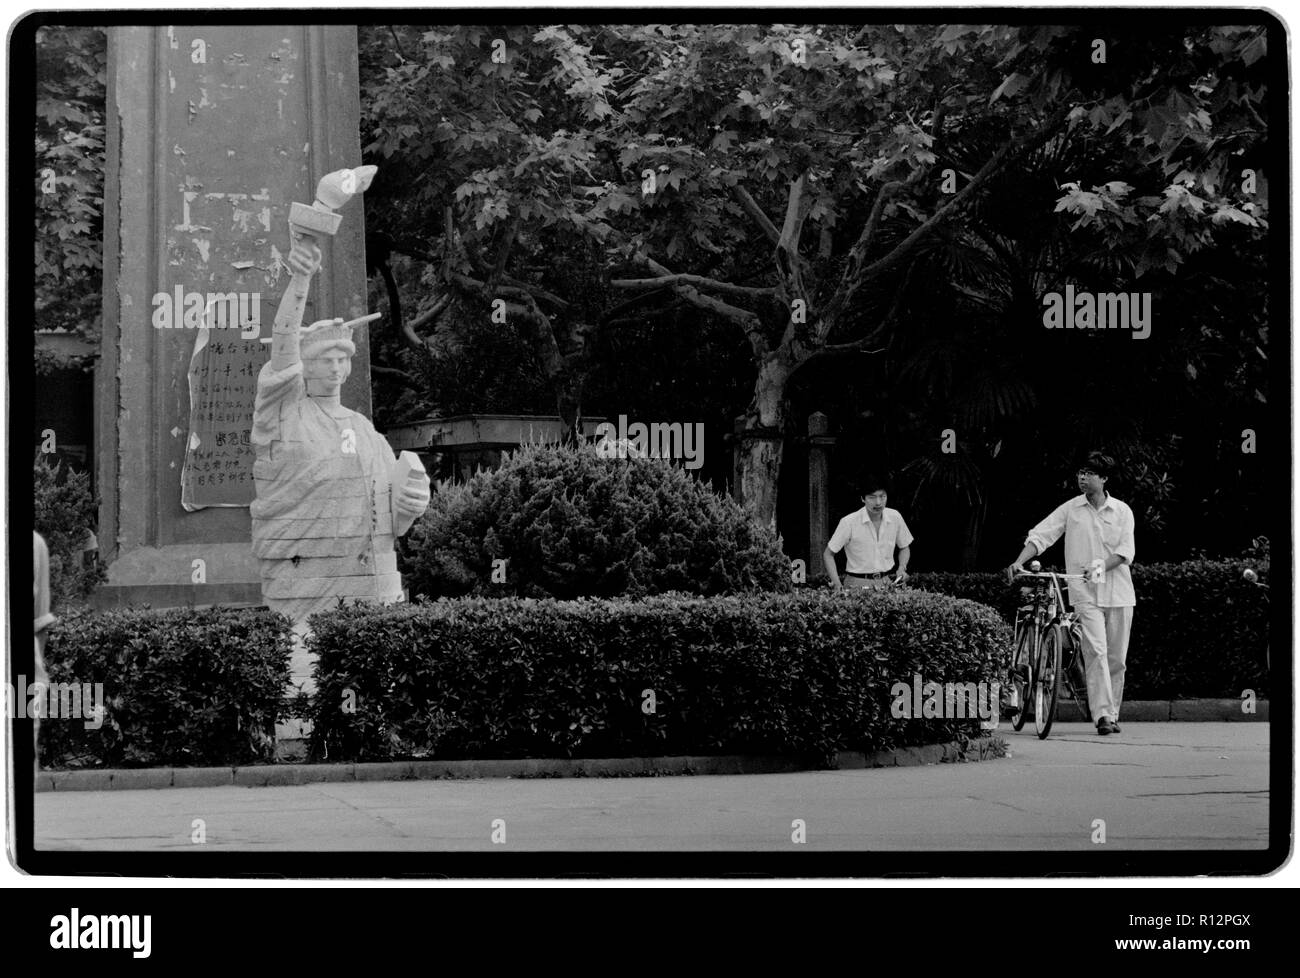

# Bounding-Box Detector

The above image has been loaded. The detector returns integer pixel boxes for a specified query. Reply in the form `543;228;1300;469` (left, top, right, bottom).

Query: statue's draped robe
250;360;403;623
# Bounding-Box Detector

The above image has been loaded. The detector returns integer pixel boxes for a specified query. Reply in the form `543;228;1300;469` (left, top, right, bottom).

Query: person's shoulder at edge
1050;493;1085;517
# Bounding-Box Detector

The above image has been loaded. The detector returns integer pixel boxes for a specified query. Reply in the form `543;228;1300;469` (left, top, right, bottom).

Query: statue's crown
300;317;356;356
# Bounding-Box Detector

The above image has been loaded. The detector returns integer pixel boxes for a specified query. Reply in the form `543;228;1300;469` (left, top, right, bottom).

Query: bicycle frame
1013;569;1091;730
1016;569;1083;623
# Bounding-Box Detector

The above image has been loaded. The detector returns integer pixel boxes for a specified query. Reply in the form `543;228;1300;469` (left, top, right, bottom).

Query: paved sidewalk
34;723;1269;851
35;698;1266;793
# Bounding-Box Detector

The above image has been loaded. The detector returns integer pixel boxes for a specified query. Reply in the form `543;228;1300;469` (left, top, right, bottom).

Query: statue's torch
269;165;377;339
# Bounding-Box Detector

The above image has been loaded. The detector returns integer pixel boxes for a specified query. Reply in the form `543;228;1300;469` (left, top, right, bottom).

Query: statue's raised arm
269;241;318;371
266;166;376;374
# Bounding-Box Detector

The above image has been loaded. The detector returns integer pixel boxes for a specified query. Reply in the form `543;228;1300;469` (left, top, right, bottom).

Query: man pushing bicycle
1006;452;1137;736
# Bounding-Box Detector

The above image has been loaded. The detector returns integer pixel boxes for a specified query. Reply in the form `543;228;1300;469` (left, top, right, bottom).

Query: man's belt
845;572;889;580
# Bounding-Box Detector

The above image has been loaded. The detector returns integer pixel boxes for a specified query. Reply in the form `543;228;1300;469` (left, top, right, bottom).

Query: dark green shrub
308;588;1009;766
39;607;293;768
908;571;1020;623
1125;559;1269;698
911;560;1270;698
33;453;105;610
402;441;791;599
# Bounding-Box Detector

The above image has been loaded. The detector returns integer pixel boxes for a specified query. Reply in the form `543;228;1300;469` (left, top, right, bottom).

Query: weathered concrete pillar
97;25;370;608
807;411;835;577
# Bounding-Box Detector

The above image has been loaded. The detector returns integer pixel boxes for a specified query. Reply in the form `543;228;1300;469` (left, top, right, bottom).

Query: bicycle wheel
1034;626;1063;739
1065;624;1091;721
1010;625;1034;731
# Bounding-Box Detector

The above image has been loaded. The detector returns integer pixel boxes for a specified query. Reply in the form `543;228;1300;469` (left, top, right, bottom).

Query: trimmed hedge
907;572;1022;624
39;607;293;768
911;559;1270;698
1125;559;1270;698
308;588;1010;766
401;441;791;599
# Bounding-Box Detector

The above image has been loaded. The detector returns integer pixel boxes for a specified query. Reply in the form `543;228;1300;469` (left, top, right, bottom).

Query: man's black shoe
1110;721;1122;733
1097;718;1116;736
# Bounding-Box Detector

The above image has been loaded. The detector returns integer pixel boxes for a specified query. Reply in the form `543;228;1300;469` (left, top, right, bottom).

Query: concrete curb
36;735;1004;793
1060;698;1268;722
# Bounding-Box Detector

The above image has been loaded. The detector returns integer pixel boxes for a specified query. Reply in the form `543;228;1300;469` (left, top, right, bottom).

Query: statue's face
304;348;352;396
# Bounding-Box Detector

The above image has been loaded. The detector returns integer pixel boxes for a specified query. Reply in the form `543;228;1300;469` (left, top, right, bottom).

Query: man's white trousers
1073;601;1134;724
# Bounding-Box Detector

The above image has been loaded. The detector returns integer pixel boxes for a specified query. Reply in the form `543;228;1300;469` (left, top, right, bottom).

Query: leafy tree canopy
35;26;106;344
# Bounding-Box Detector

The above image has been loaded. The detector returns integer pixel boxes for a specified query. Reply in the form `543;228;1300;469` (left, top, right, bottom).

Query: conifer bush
401;442;791;598
33;454;105;610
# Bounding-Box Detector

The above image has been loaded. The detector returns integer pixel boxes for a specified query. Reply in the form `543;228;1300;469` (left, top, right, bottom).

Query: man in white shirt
1006;453;1137;735
823;475;914;589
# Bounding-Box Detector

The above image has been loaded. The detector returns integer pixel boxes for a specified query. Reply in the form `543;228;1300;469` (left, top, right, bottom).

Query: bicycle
1008;561;1091;738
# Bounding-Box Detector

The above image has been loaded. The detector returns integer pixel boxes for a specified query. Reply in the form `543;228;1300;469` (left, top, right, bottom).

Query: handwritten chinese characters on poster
180;328;264;510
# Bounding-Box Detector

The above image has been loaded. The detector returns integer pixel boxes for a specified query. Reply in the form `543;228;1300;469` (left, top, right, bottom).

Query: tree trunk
555;369;584;445
737;356;791;530
961;497;988;570
512;313;587;445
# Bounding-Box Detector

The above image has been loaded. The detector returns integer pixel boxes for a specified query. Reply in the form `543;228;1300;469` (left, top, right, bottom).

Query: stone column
97;25;370;608
807;411;835;578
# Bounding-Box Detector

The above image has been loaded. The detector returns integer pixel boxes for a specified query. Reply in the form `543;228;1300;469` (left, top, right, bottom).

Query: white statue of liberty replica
251;166;430;694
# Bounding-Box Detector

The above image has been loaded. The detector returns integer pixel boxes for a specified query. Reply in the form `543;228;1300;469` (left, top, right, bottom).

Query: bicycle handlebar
1014;569;1087;581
